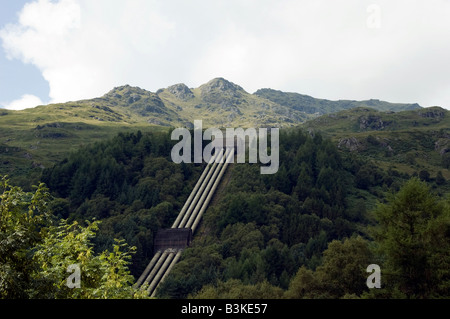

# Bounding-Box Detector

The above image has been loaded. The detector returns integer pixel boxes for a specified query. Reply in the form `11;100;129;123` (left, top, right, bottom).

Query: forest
1;128;449;298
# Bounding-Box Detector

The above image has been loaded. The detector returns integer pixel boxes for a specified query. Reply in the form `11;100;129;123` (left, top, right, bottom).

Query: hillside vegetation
0;78;422;187
302;106;450;186
2;127;448;299
255;89;420;115
1;79;449;299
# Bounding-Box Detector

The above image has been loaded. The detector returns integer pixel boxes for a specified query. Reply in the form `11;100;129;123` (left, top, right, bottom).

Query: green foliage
2;79;450;300
285;236;372;299
314;236;373;297
442;153;450;169
7;123;446;299
41;131;202;277
156;244;224;299
302;107;450;196
32;219;144;299
0;177;148;299
419;170;430;182
157;128;371;298
436;171;446;185
355;162;384;190
371;178;450;298
191;279;284;299
0;177;51;298
282;177;449;299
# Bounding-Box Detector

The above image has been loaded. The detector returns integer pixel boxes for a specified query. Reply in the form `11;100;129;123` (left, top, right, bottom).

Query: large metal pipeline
191;149;234;233
147;250;176;295
150;250;183;298
135;146;234;296
185;148;232;229
171;150;221;229
140;250;169;290
134;250;162;288
177;156;222;228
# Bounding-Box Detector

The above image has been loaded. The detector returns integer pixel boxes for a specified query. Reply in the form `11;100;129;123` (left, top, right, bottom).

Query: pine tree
436;171;446;185
372;178;450;298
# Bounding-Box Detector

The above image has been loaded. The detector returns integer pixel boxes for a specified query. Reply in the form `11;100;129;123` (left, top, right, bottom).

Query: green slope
301;106;450;184
0;77;432;187
254;88;422;115
0;103;166;187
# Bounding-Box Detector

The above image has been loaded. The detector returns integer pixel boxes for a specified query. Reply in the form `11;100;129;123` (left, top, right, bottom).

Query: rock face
359;115;391;130
166;83;195;101
148;118;170;126
338;137;362;151
418;109;445;119
199;78;245;106
103;84;148;100
69;78;430;129
200;77;245;94
102;85;170;116
435;138;450;155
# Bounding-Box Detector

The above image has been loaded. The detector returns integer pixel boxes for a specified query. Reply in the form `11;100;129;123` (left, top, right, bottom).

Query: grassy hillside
2;100;449;299
301;106;450;187
1;78;427;187
254;88;421;115
3;76;450;301
0;104;165;187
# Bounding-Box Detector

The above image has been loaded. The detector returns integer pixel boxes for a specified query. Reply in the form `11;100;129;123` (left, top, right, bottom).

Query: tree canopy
0;177;147;299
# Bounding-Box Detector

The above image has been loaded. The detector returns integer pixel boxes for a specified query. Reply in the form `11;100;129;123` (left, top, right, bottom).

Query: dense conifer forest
2;128;447;298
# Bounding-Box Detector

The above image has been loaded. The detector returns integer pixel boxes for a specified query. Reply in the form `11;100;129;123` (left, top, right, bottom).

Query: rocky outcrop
435;138;450;155
359;114;391;130
200;78;245;94
147;118;170;126
199;78;245;106
166;83;195;101
338;137;363;151
418;109;445;119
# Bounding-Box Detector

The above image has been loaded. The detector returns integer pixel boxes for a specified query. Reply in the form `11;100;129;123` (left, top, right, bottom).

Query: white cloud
2;94;43;110
192;0;450;108
1;0;450;109
1;0;176;103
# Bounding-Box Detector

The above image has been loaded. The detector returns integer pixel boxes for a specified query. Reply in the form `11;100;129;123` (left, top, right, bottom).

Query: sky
0;0;450;110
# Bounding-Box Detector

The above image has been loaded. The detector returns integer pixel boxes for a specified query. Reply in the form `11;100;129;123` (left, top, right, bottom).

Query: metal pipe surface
192;149;234;233
134;250;162;289
171;151;220;228
147;250;175;295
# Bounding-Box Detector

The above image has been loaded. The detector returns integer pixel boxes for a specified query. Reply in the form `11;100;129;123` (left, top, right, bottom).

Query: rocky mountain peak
103;84;152;100
166;83;195;100
200;78;246;94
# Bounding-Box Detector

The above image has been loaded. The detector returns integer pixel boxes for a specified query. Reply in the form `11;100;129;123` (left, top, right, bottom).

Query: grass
302;107;450;186
1;79;449;190
0;102;169;188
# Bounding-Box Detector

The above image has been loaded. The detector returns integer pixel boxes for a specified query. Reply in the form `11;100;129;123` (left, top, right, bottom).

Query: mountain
254;88;421;115
104;78;421;127
0;77;423;130
157;78;311;127
302;106;449;133
2;78;449;301
301;106;450;183
0;77;431;187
